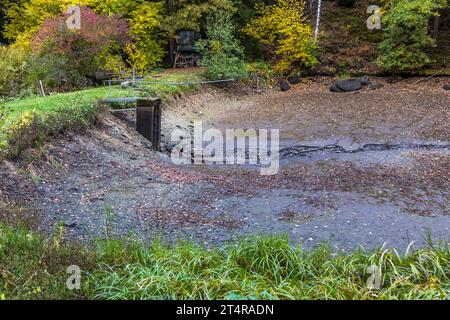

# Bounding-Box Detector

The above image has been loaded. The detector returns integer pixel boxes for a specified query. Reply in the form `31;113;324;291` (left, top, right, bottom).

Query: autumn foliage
125;2;165;72
29;7;129;89
32;7;129;51
243;0;317;74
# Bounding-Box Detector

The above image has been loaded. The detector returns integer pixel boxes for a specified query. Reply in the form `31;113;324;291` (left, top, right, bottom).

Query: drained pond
2;78;449;252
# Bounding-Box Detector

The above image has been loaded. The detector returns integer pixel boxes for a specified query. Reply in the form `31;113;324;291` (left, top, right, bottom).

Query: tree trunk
165;0;174;13
433;13;441;41
166;0;176;67
309;0;315;16
314;0;322;39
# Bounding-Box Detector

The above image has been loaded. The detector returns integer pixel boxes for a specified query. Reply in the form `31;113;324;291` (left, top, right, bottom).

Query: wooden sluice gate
136;98;162;152
99;97;163;152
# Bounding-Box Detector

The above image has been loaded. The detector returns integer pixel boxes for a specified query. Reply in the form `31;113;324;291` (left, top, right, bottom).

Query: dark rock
279;80;291;91
330;83;341;92
361;75;370;85
443;84;450;90
330;78;362;92
287;74;302;85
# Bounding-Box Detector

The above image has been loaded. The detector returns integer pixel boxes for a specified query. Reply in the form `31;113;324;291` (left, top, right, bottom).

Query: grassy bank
0;223;448;300
0;70;200;158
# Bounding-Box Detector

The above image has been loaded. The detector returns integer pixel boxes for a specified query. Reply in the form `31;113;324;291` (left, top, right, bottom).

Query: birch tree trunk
314;0;322;40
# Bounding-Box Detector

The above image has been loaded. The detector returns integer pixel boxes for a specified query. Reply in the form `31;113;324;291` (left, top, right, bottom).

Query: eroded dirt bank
1;77;449;251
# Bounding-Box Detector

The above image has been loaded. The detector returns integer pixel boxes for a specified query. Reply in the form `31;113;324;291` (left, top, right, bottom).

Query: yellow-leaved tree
3;0;93;46
125;2;165;72
243;0;317;74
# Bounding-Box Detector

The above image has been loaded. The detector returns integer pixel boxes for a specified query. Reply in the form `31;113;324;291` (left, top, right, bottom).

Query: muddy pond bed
1;78;449;252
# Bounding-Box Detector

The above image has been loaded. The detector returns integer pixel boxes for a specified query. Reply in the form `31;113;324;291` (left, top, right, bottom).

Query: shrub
0;45;30;97
377;0;447;73
4;109;43;157
196;6;246;79
243;0;317;75
245;61;274;80
25;53;85;92
29;7;130;91
244;61;276;87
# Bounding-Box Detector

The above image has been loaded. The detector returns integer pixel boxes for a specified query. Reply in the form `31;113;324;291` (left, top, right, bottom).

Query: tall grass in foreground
1;224;448;300
90;237;449;300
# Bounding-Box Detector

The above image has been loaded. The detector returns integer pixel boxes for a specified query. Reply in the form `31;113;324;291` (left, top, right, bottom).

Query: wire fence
103;78;237;87
102;71;270;101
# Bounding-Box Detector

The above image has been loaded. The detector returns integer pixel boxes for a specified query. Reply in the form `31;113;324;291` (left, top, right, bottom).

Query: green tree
196;4;246;79
377;0;447;73
161;0;235;36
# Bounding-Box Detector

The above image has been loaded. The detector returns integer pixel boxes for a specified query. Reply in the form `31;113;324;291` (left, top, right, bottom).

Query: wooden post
39;80;46;96
136;98;162;151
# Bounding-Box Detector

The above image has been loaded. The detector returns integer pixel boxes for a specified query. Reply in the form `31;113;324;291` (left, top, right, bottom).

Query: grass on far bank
0;221;448;300
0;70;201;159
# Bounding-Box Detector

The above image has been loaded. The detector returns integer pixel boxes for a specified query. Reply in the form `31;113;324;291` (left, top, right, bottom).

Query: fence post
136;98;162;151
39;80;46;96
